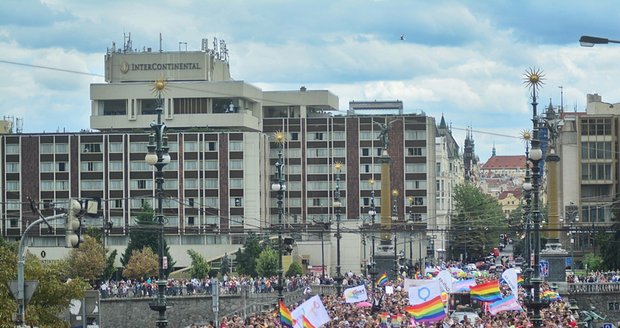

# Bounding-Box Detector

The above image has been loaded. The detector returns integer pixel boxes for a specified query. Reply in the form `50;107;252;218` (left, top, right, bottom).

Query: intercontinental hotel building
0;38;443;273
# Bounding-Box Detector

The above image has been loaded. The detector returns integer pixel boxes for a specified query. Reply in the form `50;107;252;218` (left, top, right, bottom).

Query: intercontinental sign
120;61;201;73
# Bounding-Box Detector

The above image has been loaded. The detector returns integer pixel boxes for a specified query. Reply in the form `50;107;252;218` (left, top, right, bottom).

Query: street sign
602;323;612;328
8;280;39;305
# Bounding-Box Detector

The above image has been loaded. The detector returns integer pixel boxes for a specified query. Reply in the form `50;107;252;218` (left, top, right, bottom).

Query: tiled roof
498;188;522;200
481;155;526;170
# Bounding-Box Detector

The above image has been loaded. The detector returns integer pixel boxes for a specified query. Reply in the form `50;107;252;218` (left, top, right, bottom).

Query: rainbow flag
302;315;316;328
377;272;389;286
542;290;561;300
404;295;446;323
470;280;502;302
517;275;524;285
279;300;294;328
379;312;389;323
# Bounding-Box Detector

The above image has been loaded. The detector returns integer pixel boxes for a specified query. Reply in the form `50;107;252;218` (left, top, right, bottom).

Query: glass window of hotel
80;161;104;172
405;163;427;173
55;143;68;153
229;159;243;170
308;164;329;174
6;201;21;210
183;160;198;170
5;143;19;154
6;181;19;191
360;131;373;140
184;140;198;152
229;141;243;151
204;160;218;170
81;180;103;190
5;162;20;173
185;216;197;227
40;162;54;172
41;181;54;191
109;142;123;153
109;161;123;171
130;142;148;153
406;130;426;140
110;216;123;228
289;132;299;141
287;148;301;158
185;178;198;189
232;197;243;207
40;143;54;154
167;140;178;153
204;197;218;208
230;215;244;226
206;141;217;151
130;198;151;210
332;148;345;157
82;143;102;153
131;179;152;190
165;216;178;227
288;181;301;191
413;197;426;205
205;215;219;225
287;164;301;174
166;161;178;170
308;148;329;158
406;180;427;190
205;178;218;189
108;179;123;190
308;132;324;141
230;178;244;189
408;147;426;156
56;180;69;190
332;131;345;141
288;198;301;206
166;179;178;190
130;161;150;171
307;181;329;190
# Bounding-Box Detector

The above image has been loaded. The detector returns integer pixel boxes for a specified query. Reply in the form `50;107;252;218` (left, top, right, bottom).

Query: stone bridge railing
567;282;620;294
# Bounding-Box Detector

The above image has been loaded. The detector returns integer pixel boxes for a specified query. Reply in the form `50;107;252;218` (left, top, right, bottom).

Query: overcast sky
1;0;619;162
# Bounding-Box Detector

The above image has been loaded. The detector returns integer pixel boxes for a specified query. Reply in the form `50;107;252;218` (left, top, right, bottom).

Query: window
188;198;195;207
229;159;243;170
130;161;150;171
360;131;373;140
41;181;54;191
333;148;345;156
230;216;244;226
110;179;123;190
184;160;198;170
287;165;302;174
333;131;345;140
40;143;54;154
314;132;324;140
80;180;103;190
56;180;69;190
207;142;217;151
55;143;68;153
406;130;426;140
40;162;54;172
109;161;123;171
308;148;329;158
312;198;322;206
413;197;425;206
230;178;244;189
405;163;427;173
132;179;149;190
308;165;329;174
229;141;243;151
57;162;66;172
81;161;103;172
185;179;198;189
204;197;218;208
362;148;370;156
205;216;219;225
5;162;19;173
406;180;427;189
6;202;21;210
5;144;19;154
408;147;426;156
130;142;148;153
290;132;299;140
205;179;218;189
581;141;612;160
581;163;611;181
184;141;198;152
109;142;123;153
6;181;19;191
233;197;243;207
83;143;102;153
204;160;218;170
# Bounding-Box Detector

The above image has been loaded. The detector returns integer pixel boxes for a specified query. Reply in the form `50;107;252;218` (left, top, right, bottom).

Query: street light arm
580;35;620;47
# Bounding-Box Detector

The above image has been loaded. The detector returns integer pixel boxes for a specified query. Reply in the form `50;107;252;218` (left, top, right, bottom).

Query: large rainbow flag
377;272;389;286
470;280;502;302
279;300;294;328
404;296;446;323
302;315;316;328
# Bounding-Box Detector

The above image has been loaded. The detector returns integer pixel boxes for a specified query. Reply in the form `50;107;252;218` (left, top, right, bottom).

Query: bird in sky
400;34;405;41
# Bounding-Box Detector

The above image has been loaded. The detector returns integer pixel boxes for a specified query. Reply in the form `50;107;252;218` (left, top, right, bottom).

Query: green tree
449;183;507;262
220;254;231;276
122;247;158;280
102;249;118;281
583;253;604;272
187;249;211;279
0;237;87;327
235;233;263;277
599;199;620;270
67;235;106;282
121;202;175;274
286;261;303;277
256;247;278;277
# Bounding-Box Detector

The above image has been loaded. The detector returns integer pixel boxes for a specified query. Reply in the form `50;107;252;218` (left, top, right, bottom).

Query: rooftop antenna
123;32;132;53
159;33;163;52
558;86;564;114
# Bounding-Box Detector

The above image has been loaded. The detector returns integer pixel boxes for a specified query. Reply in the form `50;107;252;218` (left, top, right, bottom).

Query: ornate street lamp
522;68;548;327
145;79;172;328
271;131;287;302
407;196;414;276
368;179;377;291
391;189;399;277
333;162;344;296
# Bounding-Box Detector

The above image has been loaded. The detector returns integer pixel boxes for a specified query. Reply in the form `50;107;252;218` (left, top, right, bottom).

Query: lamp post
407;197;414;276
523;68;547;327
521;138;533;289
145;79;172;328
333;162;344;296
271;131;287;302
565;202;579;272
368;179;377;291
391;189;399;277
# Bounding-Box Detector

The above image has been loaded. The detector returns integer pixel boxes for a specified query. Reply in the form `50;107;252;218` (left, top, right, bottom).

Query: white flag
408;281;441;305
291;295;331;328
501;268;519;296
343;285;368;303
435;270;453;293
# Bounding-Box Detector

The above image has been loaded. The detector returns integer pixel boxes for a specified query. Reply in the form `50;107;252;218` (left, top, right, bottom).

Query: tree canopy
256;247;278;277
235;233;263;277
121;202;175;275
449;183;507;262
66;235;106;282
122;247;158;280
187;249;211;279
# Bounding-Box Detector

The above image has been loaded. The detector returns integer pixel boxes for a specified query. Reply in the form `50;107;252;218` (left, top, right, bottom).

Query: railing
567;282;620;294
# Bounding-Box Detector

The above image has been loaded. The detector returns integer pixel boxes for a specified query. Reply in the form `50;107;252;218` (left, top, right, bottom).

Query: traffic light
65;199;84;248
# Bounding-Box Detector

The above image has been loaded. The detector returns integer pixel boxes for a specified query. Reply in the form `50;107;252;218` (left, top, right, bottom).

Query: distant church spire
492;141;496;157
